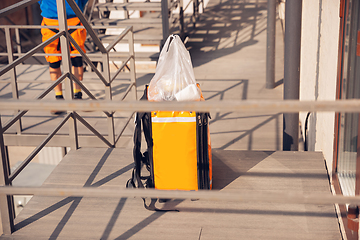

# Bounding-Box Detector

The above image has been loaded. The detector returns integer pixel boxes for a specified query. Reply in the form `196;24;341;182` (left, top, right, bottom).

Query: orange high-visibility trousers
41;17;86;63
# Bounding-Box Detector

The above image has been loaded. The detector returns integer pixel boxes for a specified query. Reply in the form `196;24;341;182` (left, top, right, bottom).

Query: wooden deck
0;0;343;238
0;148;340;240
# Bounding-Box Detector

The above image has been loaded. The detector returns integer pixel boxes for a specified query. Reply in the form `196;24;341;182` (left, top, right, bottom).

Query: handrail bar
0;31;64;77
1;99;360;113
169;0;181;11
8;113;72;182
87;0;97;22
121;82;136;101
110;55;132;84
0;0;38;19
0;186;359;206
106;26;133;52
69;73;98;100
114;112;135;145
36;73;70;99
68;73;112;117
72;112;113;147
183;0;194;13
2;73;68;132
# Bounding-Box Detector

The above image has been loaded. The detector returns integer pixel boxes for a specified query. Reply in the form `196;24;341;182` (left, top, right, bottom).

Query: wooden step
95;2;162;11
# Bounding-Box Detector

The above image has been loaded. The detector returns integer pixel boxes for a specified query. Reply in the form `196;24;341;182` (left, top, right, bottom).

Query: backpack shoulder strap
130;86;153;189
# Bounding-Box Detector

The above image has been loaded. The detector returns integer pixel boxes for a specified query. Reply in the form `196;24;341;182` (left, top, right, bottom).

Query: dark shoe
74;92;82;100
50;95;66;115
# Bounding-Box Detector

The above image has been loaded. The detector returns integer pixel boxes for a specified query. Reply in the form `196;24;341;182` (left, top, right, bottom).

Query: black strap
128;86;179;212
142;198;179;212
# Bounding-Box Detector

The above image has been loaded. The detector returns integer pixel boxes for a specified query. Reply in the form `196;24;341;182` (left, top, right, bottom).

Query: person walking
38;0;88;114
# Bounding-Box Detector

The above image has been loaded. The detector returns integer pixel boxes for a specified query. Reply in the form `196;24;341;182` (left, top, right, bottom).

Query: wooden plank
1;149;341;239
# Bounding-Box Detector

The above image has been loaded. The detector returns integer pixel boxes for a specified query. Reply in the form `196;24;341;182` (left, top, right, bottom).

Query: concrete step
97;32;163;45
95;2;162;11
91;16;162;27
86;51;159;61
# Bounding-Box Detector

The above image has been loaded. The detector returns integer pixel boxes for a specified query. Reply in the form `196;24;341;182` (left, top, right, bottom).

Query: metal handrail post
128;27;137;101
103;52;115;146
87;0;97;22
196;0;199;20
192;0;197;28
161;0;170;47
124;0;129;19
57;0;79;150
179;0;185;38
266;0;276;89
0;117;14;234
15;28;22;58
5;27;22;134
283;0;302;151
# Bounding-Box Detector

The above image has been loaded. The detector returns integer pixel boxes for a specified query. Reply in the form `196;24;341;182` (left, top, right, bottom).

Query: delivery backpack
126;86;212;210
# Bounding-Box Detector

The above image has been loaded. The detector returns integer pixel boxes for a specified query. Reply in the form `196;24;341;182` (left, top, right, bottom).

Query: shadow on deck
0;148;340;240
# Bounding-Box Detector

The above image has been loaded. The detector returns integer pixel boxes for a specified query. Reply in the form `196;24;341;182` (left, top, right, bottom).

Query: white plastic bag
147;35;200;102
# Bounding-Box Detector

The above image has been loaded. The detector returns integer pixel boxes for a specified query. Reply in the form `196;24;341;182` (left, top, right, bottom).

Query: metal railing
0;0;137;147
1;0;358;237
1;99;360;234
0;0;138;233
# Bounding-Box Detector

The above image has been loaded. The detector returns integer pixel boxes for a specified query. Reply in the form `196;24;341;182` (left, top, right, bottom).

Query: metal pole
15;28;21;57
128;28;137;101
180;0;185;38
266;0;276;89
192;0;197;28
3;185;360;205
57;0;79;150
161;0;169;48
283;0;302;151
0;118;14;234
5;27;22;134
103;53;115;146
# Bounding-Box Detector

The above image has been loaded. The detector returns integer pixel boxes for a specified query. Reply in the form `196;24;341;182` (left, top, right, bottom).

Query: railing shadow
187;0;267;68
215;113;281;150
113;199;183;240
176;207;337;218
14;148;133;235
211;149;273;189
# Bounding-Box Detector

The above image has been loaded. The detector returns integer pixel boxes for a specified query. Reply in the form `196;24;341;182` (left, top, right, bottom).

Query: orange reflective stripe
151;111;196;118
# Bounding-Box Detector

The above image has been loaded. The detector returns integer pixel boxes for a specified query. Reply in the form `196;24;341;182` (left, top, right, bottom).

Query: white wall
300;0;340;174
299;0;320;151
